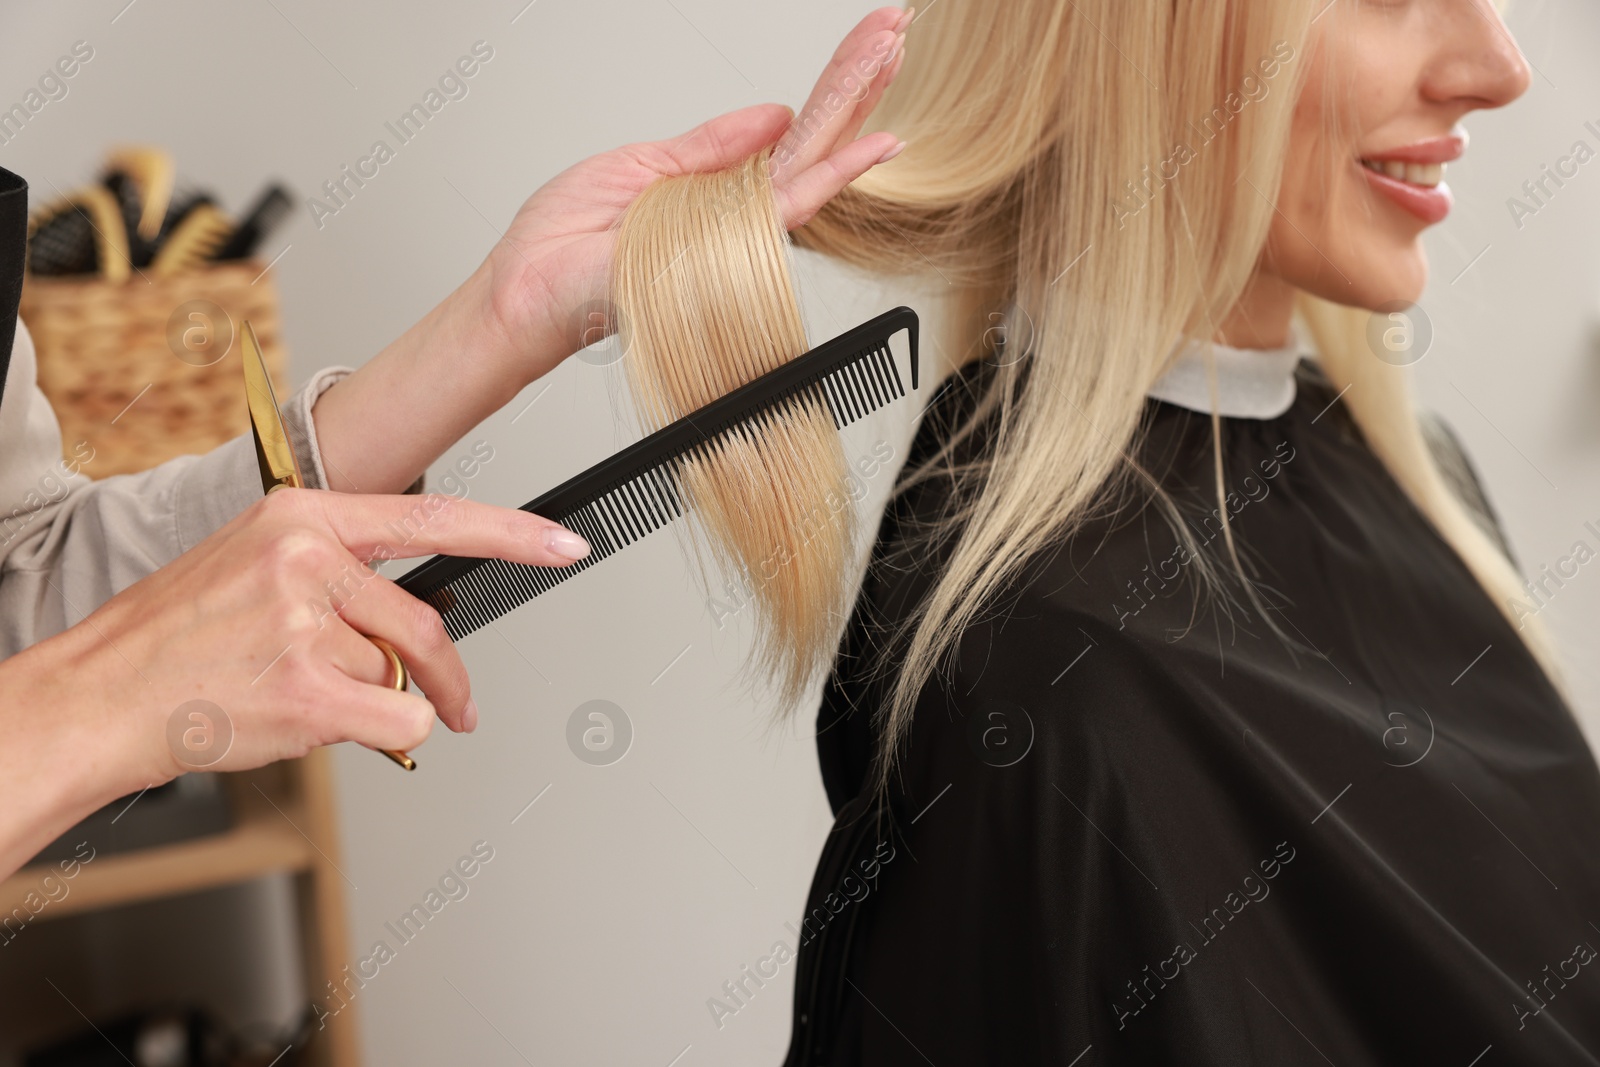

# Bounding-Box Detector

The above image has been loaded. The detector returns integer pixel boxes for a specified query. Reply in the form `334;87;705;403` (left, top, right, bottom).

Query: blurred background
0;0;1595;1064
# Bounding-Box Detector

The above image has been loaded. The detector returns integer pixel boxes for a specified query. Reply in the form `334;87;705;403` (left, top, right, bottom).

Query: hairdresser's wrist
468;241;602;387
313;267;531;494
458;260;536;382
0;626;167;876
448;262;558;388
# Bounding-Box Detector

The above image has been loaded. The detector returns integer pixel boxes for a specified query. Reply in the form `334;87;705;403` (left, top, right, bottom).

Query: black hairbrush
26;186;130;281
397;306;919;638
215;183;292;260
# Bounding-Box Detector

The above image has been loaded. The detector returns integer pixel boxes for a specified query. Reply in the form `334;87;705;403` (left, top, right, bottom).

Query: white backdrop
0;1;1595;1064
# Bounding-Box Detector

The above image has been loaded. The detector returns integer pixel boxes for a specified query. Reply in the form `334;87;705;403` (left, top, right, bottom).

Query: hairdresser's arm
311;6;912;494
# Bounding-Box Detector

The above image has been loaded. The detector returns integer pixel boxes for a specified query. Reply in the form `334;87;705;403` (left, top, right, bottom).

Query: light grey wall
0;1;1595;1064
1410;0;1600;747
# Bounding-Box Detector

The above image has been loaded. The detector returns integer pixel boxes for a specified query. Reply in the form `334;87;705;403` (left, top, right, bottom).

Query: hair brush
103;145;175;243
396;306;919;638
26;185;130;281
215;183;293;260
151;201;233;276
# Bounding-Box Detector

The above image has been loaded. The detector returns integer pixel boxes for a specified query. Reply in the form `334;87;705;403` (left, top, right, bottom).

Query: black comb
396;305;919;640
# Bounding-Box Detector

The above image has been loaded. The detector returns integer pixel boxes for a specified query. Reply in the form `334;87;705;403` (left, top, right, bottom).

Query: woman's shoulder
826;539;1207;810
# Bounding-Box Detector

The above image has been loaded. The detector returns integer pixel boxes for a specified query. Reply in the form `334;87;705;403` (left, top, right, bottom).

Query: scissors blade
242;320;302;493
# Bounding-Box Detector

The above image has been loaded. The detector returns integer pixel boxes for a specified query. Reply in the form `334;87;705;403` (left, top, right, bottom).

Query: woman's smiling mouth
1360;158;1446;187
1356;129;1467;224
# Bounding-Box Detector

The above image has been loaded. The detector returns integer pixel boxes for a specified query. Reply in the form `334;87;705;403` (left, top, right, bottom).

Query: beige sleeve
0;319;358;658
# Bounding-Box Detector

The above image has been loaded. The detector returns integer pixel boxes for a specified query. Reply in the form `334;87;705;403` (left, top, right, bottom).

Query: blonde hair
614;0;1555;788
614;151;858;707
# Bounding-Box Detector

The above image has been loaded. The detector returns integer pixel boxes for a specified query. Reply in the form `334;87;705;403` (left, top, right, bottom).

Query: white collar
1147;330;1303;420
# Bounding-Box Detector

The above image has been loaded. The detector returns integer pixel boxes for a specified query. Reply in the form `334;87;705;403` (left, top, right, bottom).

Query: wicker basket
19;261;289;478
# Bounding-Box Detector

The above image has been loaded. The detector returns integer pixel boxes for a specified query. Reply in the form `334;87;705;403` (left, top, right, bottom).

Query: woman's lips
1358;162;1454;224
1356;131;1463;225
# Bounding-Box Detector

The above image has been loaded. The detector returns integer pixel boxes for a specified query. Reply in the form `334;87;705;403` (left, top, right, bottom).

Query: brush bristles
613;151;858;708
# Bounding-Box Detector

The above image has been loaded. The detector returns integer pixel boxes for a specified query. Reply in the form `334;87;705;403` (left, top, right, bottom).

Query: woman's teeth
1360;159;1445;188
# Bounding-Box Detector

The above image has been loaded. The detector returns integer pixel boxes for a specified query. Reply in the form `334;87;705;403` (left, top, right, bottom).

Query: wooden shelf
0;755;359;1066
0;807;313;921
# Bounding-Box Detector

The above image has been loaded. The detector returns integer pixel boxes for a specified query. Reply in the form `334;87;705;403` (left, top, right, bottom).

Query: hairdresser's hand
309;7;910;496
475;5;912;382
3;491;588;810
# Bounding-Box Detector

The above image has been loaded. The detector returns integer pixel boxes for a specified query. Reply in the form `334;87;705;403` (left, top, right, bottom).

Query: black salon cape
0;166;29;402
783;359;1600;1066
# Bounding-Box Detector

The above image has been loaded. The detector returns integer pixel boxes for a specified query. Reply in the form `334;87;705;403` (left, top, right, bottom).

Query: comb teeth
399;307;919;641
411;455;690;640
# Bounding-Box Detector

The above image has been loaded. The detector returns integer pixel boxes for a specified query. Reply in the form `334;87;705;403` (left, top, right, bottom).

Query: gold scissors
243;320;417;771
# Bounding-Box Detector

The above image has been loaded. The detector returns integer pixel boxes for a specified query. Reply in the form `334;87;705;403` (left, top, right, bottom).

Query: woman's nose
1422;0;1533;111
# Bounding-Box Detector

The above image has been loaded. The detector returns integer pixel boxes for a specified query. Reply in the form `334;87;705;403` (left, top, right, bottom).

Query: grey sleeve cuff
285;366;427;496
283;365;354;492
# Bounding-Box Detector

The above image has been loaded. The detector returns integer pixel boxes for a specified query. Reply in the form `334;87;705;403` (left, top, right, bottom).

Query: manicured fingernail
878;139;908;164
543;526;591;561
888;32;906;62
462;699;479;734
896;7;915;32
886;45;907;80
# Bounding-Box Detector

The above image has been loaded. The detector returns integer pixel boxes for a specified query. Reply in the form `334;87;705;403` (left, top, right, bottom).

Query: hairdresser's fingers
829;30;908;149
774;9;907;182
775;28;898;179
311;578;474;735
322;677;438;754
321;615;396;689
337;574;476;735
276;490;591;568
776;131;904;231
656;103;794;175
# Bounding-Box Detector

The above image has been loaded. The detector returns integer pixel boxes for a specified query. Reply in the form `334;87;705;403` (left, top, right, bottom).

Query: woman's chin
1321;243;1429;313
